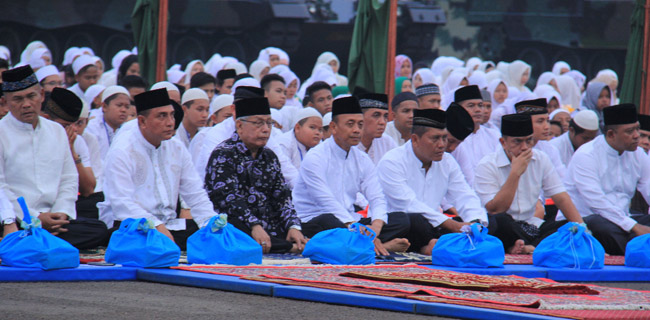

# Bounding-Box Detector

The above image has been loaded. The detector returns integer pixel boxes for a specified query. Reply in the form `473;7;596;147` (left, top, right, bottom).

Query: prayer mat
375;252;431;264
79;248;189;264
173;265;650;310
340;269;597;294
504;254;626;266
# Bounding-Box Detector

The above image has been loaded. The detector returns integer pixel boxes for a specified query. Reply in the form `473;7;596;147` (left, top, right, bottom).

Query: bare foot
507;239;525;254
420;238;438;255
523;245;535;254
382;238;410;252
289;243;302;254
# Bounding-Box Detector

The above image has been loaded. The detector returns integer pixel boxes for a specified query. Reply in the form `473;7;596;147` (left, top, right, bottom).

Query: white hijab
552;61;571;75
555;74;582;110
249;60;270;81
507;60;531;92
184;60;204;84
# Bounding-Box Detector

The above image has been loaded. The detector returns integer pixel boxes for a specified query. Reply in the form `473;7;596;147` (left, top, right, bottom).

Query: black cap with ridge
235;97;271;119
604;104;638;126
501;114;533;137
134;88;171;113
332;96;362;117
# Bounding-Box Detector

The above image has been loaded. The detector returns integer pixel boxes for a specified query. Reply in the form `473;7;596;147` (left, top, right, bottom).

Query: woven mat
174;265;650;312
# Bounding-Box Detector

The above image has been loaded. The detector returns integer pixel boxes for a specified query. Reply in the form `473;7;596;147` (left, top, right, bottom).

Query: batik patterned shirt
204;132;300;236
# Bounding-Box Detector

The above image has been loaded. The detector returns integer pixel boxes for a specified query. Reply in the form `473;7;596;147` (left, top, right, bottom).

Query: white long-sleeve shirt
384;121;407;146
0;114;78;220
377;141;487;227
549;131;574;167
292;137;388;224
474;148;564;227
276;130;310;171
356;134;397;165
191;117;298;187
98;126;216;229
82;130;104;192
561;136;650;232
451;126;501;186
85;113;119;164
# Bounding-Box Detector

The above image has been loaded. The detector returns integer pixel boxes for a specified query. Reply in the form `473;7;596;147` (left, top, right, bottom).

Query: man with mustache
293;96;411;255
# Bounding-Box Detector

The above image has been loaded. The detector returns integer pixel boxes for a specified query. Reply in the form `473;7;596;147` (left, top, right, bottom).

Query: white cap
322;112;332;127
151;81;179;92
573;110;599;131
84;84;106;104
72;55;96;75
101;85;130;102
111;50;132;70
231;77;260;94
210;94;234;115
35;65;59;82
80;100;90;119
292;107;323;128
63;47;80;66
549;108;569;121
181;88;210;105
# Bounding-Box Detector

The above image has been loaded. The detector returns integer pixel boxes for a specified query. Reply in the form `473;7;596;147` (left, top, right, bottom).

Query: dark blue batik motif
204;132;300;236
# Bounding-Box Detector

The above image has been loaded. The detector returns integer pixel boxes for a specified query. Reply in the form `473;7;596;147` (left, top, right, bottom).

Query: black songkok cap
235;97;271;119
332;96;362;117
639;114;650;132
604;104;638;126
217;69;237;81
501;114;533;137
446;102;474;141
358;93;388;110
48;88;83;122
2;65;38;93
134;88;171;113
515;98;548;115
172;100;183;130
454;85;482;103
391;91;417;108
412;109;446;129
351;85;371;98
234;86;265;101
415;84;440;98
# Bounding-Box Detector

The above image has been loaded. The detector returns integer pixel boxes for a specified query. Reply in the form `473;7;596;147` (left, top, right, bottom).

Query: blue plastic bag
431;223;504;268
625;234;650;268
533;222;604;269
105;218;181;268
187;214;262;265
302;223;375;265
0;197;79;270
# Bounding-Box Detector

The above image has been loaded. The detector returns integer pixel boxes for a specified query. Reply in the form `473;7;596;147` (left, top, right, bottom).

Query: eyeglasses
240;119;274;128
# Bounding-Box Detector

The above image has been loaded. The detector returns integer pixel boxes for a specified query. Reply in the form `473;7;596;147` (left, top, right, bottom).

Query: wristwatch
2;217;15;225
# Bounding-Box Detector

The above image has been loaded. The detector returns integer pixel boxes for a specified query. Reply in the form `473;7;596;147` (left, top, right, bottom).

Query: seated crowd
0;42;648;258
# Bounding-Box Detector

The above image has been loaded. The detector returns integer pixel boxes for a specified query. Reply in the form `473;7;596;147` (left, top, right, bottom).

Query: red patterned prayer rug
173;265;650;310
340;269;597;294
504;254;626;266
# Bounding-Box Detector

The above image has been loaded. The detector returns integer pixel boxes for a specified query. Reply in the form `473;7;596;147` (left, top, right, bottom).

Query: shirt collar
598;135;622;157
135;126;157;151
327;137;351;159
8;112;39;131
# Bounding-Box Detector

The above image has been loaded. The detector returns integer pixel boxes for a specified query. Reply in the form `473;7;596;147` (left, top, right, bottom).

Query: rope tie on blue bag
210;214;228;233
17;196;40;238
460;225;476;251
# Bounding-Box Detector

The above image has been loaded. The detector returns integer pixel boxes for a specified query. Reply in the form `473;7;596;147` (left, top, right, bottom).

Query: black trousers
301;212;411;243
585;214;650;255
406;213;498;253
75;192;104;220
492;213;567;250
227;217;293;253
0;216;109;250
110;219;198;251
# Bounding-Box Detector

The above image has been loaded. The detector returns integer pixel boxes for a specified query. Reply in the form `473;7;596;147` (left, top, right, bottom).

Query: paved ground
0;281;647;319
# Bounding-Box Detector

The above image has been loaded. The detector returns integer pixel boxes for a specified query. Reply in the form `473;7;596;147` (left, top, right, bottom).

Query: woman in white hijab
485;70;504;83
224;61;247;75
555;74;582;111
315;52;348;86
465;57;482;74
507;60;532;93
208;56;237;77
478;61;495;73
535;72;558;92
552;61;571;75
278;69;301;108
298;63;337;100
412;68;435;89
440;71;469;110
204;53;222;74
565;70;586;93
468;70;488;89
166;64;186;85
249;60;270;81
19;41;47;66
487;79;510;129
183;60;204;85
430;56;463;77
495;61;510;81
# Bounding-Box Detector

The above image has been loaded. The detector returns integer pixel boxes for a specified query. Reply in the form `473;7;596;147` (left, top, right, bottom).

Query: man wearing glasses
204;97;307;254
